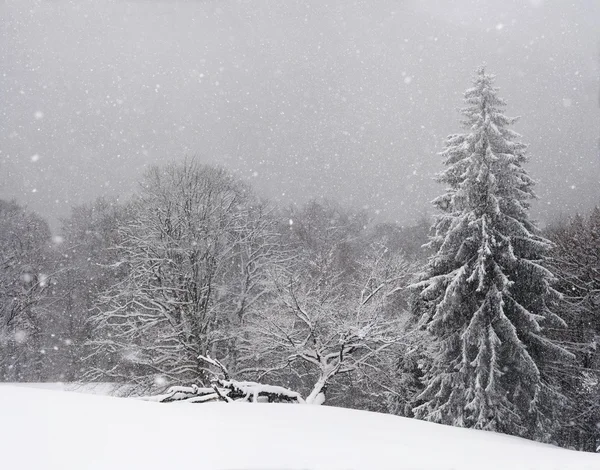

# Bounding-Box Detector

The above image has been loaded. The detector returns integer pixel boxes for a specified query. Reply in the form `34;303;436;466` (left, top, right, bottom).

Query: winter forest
2;1;600;466
2;67;599;452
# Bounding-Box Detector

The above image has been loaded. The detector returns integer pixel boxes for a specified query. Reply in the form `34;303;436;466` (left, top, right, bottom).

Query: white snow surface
0;381;135;395
2;385;599;470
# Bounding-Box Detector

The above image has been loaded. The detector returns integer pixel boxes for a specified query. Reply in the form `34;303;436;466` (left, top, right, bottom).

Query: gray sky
1;0;599;231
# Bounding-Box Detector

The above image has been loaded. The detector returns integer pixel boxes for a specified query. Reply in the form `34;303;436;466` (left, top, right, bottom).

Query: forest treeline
0;164;430;407
1;161;598;450
1;69;599;451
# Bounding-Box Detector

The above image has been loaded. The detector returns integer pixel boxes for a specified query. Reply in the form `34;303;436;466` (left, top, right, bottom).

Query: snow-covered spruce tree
411;67;572;441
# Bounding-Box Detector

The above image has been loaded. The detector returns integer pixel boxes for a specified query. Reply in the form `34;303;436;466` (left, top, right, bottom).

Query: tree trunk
306;376;327;405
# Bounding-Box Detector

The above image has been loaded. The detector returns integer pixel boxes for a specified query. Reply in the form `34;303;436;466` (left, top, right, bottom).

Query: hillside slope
1;385;598;470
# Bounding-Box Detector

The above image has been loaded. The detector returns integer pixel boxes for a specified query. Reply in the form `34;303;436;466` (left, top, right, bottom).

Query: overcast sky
1;0;599;230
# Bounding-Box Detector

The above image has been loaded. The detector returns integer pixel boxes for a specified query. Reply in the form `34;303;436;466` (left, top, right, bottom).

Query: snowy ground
2;385;598;470
0;381;136;395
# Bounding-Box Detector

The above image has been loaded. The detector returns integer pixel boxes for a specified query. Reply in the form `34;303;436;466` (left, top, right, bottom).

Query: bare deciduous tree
240;242;417;405
50;197;134;381
0;200;52;381
86;162;278;391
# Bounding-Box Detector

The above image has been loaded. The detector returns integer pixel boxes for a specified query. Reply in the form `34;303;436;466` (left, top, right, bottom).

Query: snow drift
1;385;598;470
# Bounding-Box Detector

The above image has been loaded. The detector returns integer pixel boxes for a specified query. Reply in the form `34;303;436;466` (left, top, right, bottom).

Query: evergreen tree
411;67;572;441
